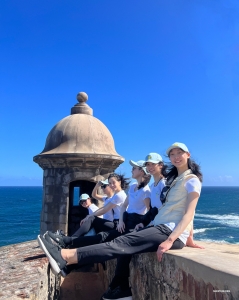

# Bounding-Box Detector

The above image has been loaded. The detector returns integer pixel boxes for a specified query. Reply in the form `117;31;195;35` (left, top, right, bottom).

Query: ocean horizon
0;186;238;247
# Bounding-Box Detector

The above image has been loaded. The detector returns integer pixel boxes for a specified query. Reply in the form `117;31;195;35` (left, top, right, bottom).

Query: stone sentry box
33;92;124;235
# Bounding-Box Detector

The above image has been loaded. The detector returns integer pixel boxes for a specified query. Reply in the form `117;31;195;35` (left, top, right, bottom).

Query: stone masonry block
207;283;215;300
55;175;62;185
40;222;48;234
182;270;188;294
45;185;55;195
59;214;67;224
54;185;63;195
52;195;62;204
63;173;72;184
46;177;55;185
194;279;201;300
200;280;207;300
59;204;67;214
62;185;69;194
215;288;223;300
45;195;53;203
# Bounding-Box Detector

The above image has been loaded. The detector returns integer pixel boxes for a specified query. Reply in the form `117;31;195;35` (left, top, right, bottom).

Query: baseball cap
166;142;189;155
129;160;148;174
99;179;109;185
144;153;163;164
79;193;90;201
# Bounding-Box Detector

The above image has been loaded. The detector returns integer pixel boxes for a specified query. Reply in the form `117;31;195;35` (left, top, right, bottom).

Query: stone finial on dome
71;91;93;115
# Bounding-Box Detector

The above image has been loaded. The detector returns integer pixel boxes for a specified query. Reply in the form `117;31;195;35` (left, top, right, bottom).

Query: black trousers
70;212;145;248
71;215;118;238
76;225;185;274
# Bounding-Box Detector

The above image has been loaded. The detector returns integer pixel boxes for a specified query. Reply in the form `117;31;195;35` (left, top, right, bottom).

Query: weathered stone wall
0;240;60;300
1;241;238;300
104;241;239;300
40;167;112;234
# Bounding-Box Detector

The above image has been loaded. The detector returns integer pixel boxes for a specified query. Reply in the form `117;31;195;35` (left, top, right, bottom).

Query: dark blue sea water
0;186;238;247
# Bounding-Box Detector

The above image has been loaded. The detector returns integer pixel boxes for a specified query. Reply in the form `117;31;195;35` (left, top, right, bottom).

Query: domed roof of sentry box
33;92;124;167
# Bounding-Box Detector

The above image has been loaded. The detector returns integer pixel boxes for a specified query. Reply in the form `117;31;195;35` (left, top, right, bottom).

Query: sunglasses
101;184;108;189
132;166;141;170
79;200;87;204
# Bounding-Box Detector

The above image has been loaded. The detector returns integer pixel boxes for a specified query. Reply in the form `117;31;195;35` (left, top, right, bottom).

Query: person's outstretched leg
71;229;122;248
45;216;100;248
75;225;184;266
71;215;96;237
38;225;184;275
71;216;116;238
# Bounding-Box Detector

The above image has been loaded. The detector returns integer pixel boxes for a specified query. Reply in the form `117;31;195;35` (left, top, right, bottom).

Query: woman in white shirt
37;142;203;300
91;179;115;222
44;173;129;248
78;193;99;215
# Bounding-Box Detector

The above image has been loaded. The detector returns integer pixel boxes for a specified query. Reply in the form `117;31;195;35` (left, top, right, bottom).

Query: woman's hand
134;223;144;231
80;215;90;226
117;220;125;233
186;236;205;249
156;239;173;262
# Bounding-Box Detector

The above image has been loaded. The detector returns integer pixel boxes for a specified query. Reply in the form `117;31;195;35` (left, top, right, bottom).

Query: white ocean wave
197;238;239;245
194;213;239;228
193;227;219;234
195;213;239;220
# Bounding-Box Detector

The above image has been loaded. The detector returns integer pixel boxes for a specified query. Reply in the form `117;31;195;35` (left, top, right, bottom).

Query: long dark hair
138;172;151;189
160;162;168;178
108;173;131;190
166;158;203;185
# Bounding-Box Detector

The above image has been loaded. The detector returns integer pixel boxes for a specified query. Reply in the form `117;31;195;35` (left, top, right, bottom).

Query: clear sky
0;0;239;186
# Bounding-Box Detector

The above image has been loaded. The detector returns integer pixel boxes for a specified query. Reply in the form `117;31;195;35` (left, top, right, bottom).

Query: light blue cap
79;193;90;200
166;142;189;155
129;160;148;174
144;153;163;164
99;179;109;185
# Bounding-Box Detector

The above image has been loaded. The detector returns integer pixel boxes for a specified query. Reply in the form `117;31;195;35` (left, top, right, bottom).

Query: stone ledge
124;241;239;300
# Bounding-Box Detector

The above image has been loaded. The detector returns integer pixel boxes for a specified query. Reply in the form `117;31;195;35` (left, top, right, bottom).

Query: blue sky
0;0;238;186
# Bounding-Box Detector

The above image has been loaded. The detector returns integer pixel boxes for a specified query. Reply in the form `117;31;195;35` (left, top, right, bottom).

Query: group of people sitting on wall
38;142;203;300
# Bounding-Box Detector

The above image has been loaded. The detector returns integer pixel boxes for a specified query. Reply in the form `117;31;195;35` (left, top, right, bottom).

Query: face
80;198;91;208
169;148;190;168
109;177;121;191
101;184;112;193
145;162;162;176
131;166;144;179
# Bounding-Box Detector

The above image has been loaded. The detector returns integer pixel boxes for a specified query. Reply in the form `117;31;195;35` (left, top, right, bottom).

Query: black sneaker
56;229;65;236
37;235;67;275
103;286;132;300
44;231;67;249
60;265;70;278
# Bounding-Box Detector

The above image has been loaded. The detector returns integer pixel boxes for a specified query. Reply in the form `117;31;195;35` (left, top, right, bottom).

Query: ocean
0;186;238;247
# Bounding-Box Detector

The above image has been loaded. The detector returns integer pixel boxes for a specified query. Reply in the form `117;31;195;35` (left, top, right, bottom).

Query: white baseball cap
99;179;109;185
144;153;163;164
129;160;148;174
166;142;189;155
79;193;90;201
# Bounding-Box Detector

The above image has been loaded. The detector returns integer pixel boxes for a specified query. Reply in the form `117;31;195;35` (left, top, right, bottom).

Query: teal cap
79;193;90;200
129;160;148;174
166;142;189;155
144;153;163;164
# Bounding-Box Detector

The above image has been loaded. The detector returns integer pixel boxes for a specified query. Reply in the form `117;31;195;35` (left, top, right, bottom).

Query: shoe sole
37;235;61;275
103;296;132;300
